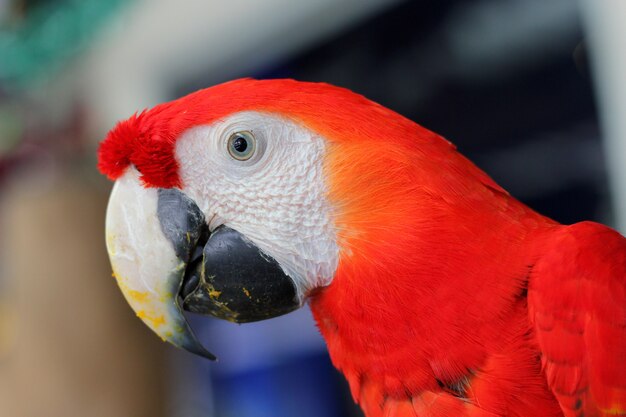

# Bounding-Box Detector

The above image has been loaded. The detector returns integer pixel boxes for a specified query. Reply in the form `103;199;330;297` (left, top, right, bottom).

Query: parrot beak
105;169;299;360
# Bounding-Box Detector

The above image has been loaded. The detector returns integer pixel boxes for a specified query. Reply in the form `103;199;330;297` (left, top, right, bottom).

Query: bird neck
308;188;554;407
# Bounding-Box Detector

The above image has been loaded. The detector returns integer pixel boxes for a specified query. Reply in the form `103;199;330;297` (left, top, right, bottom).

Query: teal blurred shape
0;0;129;90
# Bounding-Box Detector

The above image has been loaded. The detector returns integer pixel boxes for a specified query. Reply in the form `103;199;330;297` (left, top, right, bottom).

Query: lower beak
105;168;299;360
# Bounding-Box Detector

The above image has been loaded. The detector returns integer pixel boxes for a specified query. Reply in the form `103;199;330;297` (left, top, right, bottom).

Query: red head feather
97;78;456;188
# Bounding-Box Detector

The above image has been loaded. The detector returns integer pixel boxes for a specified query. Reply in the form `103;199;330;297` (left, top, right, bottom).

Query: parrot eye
227;131;256;161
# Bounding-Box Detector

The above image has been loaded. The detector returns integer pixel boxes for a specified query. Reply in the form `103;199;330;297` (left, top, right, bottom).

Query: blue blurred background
0;1;624;416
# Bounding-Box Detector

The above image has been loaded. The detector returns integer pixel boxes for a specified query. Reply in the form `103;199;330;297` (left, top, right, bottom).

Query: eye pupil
233;136;248;153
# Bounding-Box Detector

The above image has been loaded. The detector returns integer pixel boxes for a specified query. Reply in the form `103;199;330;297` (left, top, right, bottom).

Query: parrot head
98;78;460;359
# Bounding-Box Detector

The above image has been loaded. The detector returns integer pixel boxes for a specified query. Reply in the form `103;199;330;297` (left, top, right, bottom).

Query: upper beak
105;168;299;359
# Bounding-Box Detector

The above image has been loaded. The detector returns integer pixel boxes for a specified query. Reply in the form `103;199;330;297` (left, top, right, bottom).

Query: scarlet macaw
99;79;626;417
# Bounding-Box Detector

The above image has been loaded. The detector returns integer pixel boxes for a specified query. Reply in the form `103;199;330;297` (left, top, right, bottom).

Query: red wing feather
529;222;626;417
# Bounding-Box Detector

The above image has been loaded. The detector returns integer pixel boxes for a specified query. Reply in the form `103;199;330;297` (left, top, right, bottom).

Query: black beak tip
183;341;217;361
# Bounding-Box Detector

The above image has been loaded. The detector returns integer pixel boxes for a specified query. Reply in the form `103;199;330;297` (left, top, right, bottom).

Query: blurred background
0;0;624;416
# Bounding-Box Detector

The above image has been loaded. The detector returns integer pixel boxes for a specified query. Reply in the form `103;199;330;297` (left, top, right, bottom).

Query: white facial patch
175;111;339;300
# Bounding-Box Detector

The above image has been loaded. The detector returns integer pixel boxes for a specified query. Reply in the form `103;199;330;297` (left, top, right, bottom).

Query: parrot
98;78;626;417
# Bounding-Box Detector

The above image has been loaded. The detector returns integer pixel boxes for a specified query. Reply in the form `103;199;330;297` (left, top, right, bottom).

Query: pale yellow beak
105;168;214;359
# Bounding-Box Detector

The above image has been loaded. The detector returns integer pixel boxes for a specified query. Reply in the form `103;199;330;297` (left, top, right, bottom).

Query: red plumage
98;79;626;417
98;78;433;188
529;222;626;416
